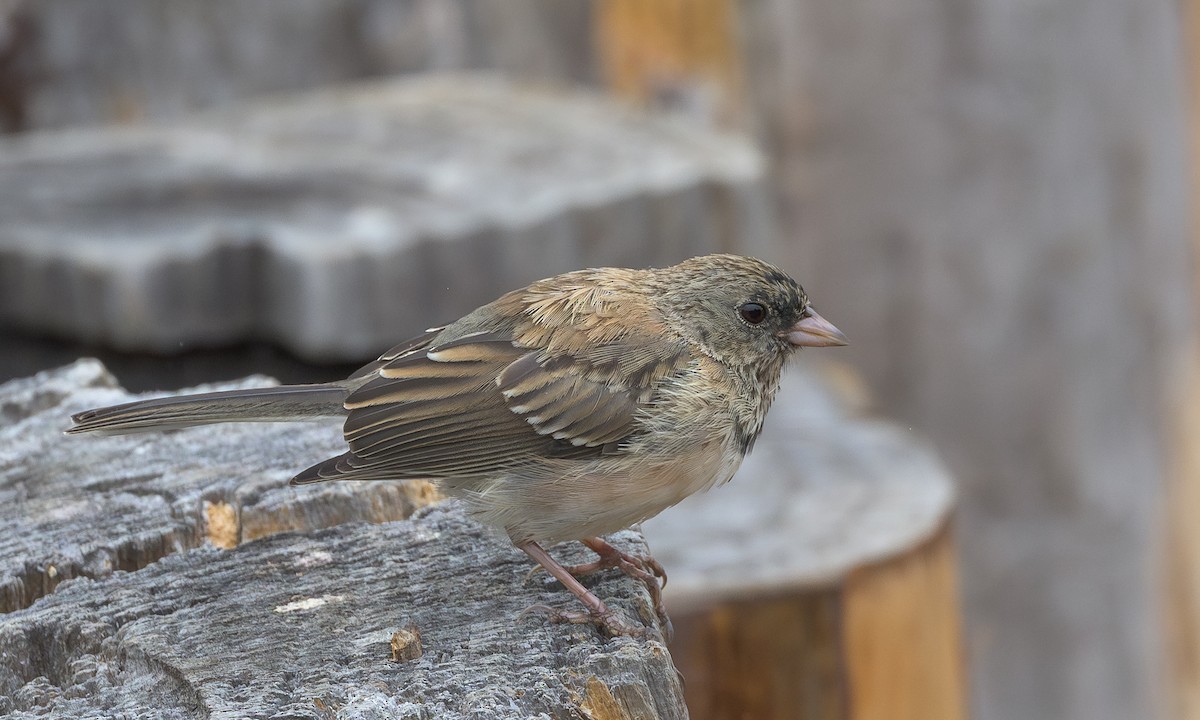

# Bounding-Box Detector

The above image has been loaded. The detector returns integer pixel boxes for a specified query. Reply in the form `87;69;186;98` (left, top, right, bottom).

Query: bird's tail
67;383;349;436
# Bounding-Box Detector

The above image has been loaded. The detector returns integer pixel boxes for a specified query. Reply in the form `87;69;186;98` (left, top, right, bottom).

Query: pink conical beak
785;309;848;347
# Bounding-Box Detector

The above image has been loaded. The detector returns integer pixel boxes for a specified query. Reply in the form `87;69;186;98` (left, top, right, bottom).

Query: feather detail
292;276;691;485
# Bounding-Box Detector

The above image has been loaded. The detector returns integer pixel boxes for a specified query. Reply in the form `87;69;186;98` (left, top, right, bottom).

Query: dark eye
738;302;767;325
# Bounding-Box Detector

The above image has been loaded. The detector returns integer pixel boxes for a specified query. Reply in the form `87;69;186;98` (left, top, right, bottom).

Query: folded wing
291;315;690;485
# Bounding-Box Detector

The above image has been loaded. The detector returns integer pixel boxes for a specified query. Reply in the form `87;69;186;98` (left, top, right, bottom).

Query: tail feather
68;384;349;436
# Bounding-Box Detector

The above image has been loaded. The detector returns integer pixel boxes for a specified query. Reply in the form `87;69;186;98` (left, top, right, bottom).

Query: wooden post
668;525;964;720
842;523;967;720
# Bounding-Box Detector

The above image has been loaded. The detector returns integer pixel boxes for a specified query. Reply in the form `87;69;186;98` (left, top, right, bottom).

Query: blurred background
0;1;1194;719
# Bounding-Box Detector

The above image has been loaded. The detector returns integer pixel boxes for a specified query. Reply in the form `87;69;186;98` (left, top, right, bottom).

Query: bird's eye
738;302;767;325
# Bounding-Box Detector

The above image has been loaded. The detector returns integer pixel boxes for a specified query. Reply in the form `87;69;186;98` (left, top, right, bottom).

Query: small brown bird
68;254;846;637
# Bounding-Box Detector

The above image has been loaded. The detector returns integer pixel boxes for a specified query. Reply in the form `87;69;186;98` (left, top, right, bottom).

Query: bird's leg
514;539;647;637
568;537;670;638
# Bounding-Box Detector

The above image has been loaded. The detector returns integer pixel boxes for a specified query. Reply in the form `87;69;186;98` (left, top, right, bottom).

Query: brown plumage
68;254;846;636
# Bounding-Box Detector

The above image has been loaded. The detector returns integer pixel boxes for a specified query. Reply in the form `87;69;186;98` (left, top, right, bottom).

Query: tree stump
0;361;684;719
643;361;965;720
0;74;769;364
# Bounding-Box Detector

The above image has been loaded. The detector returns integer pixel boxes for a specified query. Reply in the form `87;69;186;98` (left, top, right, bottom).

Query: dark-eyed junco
69;254;846;637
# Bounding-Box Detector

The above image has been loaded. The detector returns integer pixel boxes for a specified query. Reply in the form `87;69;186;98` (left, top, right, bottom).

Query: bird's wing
343;326;445;382
291;290;690;485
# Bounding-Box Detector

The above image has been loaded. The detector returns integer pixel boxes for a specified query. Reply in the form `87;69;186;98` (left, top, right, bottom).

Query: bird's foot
573;538;672;639
522;540;666;589
514;537;670;640
569;539;668;588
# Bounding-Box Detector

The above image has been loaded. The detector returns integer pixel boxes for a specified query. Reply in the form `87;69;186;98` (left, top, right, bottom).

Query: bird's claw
524;540;673;640
566;551;667;589
569;551;671;639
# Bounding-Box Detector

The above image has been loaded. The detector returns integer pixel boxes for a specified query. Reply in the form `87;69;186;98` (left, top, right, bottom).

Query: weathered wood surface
0;361;683;718
0;73;769;361
0;507;681;720
643;359;964;719
0;359;432;614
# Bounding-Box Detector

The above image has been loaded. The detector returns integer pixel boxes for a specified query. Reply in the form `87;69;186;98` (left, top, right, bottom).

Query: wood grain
844;522;967;720
667;525;966;720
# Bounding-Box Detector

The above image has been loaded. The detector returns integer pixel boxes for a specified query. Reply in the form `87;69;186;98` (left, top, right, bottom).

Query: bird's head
650;254;847;371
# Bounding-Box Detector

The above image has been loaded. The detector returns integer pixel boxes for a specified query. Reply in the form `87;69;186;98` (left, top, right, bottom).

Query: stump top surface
0;74;759;256
0;505;681;719
0;361;683;718
0;359;418;615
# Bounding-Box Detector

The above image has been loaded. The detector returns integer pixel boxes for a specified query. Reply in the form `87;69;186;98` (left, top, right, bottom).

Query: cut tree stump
0;361;684;719
0;73;769;363
643;360;966;720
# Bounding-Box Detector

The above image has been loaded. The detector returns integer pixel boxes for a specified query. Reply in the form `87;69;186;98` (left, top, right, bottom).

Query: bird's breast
471;430;744;545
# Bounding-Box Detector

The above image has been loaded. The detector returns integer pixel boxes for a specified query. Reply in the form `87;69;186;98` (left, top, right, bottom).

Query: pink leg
514;539;647;637
574;537;671;639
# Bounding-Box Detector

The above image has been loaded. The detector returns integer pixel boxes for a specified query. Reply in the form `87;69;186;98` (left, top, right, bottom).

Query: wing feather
290;283;693;485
